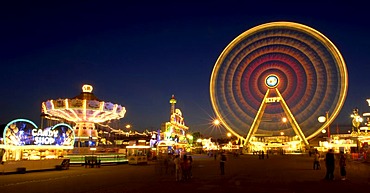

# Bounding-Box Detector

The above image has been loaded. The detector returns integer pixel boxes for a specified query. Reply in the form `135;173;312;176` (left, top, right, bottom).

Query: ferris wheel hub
265;74;279;88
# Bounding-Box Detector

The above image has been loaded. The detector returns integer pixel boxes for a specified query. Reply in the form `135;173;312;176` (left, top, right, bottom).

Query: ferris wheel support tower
244;74;309;146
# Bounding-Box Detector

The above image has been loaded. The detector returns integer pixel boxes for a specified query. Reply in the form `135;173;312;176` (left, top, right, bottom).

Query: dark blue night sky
1;1;370;137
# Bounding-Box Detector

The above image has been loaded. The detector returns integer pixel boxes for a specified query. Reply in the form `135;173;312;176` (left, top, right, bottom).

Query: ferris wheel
210;21;348;146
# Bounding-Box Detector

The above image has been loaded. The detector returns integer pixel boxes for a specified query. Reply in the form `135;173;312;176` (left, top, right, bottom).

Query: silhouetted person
181;155;190;181
339;151;347;180
258;151;261;159
174;155;182;181
324;149;335;180
163;156;169;174
188;155;193;179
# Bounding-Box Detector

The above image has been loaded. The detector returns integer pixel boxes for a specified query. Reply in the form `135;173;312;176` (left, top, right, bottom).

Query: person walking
173;155;182;181
188;155;193;179
324;149;335;180
181;155;190;181
313;149;321;170
163;156;169;174
339;151;347;180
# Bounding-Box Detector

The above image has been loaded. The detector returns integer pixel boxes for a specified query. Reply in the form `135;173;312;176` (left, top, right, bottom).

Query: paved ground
1;154;369;193
152;153;370;193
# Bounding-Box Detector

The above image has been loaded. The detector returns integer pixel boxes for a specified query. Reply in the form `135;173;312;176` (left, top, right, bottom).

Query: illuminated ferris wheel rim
210;21;348;141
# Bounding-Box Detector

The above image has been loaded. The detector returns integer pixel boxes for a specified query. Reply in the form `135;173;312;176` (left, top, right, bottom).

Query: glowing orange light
213;119;220;126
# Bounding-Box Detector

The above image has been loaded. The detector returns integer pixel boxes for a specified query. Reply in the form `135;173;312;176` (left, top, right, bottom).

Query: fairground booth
0;119;74;173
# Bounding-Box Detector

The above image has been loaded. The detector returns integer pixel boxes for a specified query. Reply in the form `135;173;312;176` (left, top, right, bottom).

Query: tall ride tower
170;95;177;115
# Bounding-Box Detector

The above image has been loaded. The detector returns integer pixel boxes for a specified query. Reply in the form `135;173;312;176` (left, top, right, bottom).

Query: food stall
126;145;150;165
0;119;75;173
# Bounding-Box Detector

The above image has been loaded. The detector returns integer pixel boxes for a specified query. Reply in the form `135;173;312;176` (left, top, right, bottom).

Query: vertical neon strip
83;100;87;121
41;103;47;114
244;89;270;145
100;102;104;111
276;88;309;146
50;100;55;109
65;99;69;109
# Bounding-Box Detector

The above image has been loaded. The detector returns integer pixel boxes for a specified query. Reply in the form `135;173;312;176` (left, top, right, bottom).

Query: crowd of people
311;148;347;181
160;154;193;181
158;148;349;182
158;151;230;181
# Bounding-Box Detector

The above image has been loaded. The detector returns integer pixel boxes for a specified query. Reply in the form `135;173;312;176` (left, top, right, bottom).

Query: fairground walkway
153;153;370;193
1;153;369;193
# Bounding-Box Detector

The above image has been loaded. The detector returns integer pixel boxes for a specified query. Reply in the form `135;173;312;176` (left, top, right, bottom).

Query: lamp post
318;111;330;139
213;119;220;126
326;111;330;138
227;132;232;138
282;117;287;123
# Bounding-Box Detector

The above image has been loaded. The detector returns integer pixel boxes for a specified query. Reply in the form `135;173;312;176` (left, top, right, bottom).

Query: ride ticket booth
0;119;75;173
126;145;150;165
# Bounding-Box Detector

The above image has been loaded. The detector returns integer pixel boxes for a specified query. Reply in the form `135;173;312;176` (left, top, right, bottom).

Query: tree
191;131;203;142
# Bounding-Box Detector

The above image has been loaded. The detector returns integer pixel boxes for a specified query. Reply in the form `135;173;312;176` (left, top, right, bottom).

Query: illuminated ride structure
158;95;189;156
41;84;126;149
349;100;370;152
317;100;370;157
210;21;348;152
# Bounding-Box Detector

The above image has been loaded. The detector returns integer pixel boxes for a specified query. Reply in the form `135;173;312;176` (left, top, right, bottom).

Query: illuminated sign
32;128;59;145
3;119;75;148
265;97;281;103
82;84;93;93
